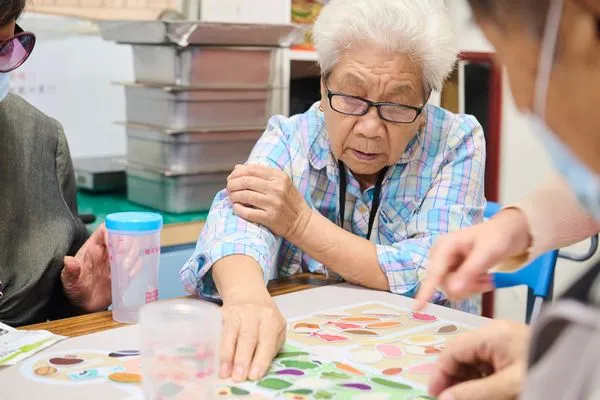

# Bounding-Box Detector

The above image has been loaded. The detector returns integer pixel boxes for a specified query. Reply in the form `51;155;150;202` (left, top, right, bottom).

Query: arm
179;117;295;383
180;116;292;299
294;130;485;302
415;153;600;307
507;174;600;260
55;124;89;249
294;212;387;290
48;123;90;319
212;256;270;302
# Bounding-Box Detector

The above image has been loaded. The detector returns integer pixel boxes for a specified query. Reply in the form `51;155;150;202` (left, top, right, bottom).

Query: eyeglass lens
0;34;35;73
331;94;418;123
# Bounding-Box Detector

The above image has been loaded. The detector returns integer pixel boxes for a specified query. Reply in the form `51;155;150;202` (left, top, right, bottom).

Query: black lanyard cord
338;160;388;241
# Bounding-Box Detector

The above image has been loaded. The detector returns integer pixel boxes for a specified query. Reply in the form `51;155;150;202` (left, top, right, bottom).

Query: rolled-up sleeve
376;116;486;313
180;116;294;299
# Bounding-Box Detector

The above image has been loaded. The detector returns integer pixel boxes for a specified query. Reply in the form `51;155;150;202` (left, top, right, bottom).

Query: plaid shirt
180;103;486;313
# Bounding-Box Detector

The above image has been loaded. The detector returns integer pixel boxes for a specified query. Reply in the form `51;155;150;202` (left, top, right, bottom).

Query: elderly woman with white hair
180;0;486;383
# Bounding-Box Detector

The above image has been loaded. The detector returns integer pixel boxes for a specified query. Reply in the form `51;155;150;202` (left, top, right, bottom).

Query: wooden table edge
21;274;337;338
160;221;205;248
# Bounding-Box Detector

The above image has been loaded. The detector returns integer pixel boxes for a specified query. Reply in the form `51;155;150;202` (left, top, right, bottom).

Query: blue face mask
532;117;600;220
0;73;10;102
531;0;600;221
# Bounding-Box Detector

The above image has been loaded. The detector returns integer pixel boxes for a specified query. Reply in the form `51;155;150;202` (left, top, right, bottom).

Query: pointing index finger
414;246;454;311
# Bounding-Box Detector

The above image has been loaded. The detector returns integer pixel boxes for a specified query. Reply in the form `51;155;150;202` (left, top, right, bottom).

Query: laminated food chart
217;301;471;400
15;301;470;400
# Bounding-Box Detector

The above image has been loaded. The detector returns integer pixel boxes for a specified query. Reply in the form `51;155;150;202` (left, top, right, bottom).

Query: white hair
313;0;458;93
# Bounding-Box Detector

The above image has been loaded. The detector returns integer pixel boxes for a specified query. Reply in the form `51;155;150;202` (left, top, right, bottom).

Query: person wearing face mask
0;1;112;327
415;0;600;399
414;1;600;307
180;0;487;384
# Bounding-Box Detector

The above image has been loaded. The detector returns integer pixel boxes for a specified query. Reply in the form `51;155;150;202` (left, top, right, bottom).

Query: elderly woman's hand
220;296;286;382
212;255;287;383
227;164;313;241
61;224;111;312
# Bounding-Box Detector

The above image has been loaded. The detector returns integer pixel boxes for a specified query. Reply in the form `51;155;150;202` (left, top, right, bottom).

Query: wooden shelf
290;49;318;62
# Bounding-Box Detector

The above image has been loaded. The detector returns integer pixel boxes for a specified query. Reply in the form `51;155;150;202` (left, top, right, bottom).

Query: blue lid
105;212;163;232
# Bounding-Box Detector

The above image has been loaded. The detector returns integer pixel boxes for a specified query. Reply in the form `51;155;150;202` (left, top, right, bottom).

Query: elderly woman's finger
248;314;285;381
227;176;270;194
232;318;260;382
228;164;281;180
232;204;269;225
229;190;270;210
220;309;241;379
87;223;108;246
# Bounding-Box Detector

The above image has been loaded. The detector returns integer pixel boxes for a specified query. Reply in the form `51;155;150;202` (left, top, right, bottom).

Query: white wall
448;0;599;322
12;14;133;158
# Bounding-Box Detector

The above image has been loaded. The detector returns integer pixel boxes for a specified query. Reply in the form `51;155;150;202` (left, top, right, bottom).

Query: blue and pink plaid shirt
180;103;486;313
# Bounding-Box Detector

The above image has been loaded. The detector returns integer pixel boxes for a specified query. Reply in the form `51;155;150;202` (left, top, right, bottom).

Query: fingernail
220;362;231;378
249;366;261;381
233;364;244;380
439;392;455;400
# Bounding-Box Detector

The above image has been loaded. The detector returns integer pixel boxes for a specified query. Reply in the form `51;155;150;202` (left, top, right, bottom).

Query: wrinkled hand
430;320;530;400
227;164;312;241
220;296;286;382
414;208;531;310
61;224;111;312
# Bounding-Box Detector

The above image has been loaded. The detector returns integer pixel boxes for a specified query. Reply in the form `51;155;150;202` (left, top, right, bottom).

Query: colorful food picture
287;303;454;349
218;302;472;398
29;350;142;385
18;302;470;399
23;346;217;400
217;344;426;400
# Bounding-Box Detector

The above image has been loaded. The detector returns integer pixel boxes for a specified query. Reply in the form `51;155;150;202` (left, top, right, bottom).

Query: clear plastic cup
106;212;163;324
139;299;221;400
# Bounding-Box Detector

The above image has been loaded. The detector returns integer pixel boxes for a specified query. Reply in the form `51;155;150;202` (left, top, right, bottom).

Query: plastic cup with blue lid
106;212;163;324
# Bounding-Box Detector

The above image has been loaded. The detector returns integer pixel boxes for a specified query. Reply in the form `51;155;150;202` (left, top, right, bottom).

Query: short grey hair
313;0;458;93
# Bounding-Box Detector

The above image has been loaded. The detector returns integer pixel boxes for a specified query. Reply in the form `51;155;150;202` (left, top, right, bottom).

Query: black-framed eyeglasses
324;80;424;124
0;24;36;73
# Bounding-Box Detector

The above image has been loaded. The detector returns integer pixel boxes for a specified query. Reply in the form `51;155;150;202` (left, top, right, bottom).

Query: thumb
439;366;522;400
62;256;82;286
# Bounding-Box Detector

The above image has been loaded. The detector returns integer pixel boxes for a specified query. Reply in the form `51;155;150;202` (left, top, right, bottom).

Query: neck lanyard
338;160;388;241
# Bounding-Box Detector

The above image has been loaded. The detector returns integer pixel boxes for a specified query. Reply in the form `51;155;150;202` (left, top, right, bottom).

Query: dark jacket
0;94;89;326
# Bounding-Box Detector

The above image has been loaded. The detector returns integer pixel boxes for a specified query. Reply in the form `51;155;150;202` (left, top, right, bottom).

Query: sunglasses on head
0;24;36;73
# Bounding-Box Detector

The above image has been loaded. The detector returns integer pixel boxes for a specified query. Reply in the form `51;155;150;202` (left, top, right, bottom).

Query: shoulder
1;94;63;145
418;104;484;161
253;103;326;163
264;103;325;144
423;104;483;142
